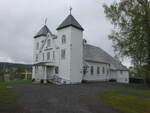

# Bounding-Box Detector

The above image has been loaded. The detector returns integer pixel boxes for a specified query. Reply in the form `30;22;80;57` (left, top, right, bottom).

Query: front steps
33;75;70;85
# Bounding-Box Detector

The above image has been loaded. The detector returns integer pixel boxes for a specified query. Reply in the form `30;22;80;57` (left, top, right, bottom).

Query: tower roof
34;25;51;38
56;14;84;31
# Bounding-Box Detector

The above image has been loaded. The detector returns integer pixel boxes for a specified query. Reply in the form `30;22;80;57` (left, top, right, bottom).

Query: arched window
47;39;51;47
62;35;66;44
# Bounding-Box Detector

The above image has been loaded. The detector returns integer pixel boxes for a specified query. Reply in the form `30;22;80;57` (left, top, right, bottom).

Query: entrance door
47;66;54;79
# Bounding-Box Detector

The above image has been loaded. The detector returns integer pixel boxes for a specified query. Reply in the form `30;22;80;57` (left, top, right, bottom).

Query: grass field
101;89;150;113
0;80;32;112
0;79;32;85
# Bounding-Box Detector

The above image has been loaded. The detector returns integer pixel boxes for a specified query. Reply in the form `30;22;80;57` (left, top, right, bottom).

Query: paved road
12;82;148;113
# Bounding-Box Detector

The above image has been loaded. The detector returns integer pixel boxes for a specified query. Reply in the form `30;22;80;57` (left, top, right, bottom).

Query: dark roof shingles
34;25;51;38
56;14;84;31
83;44;128;70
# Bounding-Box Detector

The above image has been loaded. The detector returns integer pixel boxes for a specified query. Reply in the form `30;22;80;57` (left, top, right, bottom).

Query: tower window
61;49;66;59
91;66;94;75
62;35;66;44
47;39;51;47
47;52;50;60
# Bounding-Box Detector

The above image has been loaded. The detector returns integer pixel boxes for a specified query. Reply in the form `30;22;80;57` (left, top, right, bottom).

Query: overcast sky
0;0;131;67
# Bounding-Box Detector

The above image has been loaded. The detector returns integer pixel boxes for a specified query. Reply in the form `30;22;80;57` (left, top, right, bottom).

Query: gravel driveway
11;82;148;113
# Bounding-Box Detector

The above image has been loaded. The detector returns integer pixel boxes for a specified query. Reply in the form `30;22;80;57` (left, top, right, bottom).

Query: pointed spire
34;25;51;38
56;10;84;31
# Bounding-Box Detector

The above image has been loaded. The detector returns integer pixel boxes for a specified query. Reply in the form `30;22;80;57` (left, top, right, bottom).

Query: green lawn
0;80;32;112
101;89;150;113
0;85;16;112
0;79;32;85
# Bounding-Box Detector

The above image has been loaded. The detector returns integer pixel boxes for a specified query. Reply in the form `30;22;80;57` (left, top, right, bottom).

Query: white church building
32;11;129;84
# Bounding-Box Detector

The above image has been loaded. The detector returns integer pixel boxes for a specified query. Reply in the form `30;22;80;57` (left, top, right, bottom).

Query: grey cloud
0;0;130;66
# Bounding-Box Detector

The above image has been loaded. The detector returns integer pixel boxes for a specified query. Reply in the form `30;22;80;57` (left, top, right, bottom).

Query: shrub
109;79;116;82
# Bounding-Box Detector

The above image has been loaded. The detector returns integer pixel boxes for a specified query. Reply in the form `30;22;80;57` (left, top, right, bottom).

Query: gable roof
83;44;128;71
34;25;51;38
56;14;84;31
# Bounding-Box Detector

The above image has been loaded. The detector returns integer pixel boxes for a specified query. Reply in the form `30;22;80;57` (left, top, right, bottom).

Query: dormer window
47;39;51;47
62;35;66;44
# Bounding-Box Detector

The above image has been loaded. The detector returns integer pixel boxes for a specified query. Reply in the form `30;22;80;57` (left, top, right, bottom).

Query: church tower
56;9;84;83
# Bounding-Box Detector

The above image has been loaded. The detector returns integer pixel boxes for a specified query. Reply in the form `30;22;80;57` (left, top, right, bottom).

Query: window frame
47;52;50;60
102;67;105;74
62;35;66;44
53;51;55;60
91;66;94;75
47;39;51;47
61;49;66;60
97;67;100;75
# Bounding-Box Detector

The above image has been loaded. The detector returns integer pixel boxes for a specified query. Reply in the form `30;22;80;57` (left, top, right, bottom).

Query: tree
103;0;150;84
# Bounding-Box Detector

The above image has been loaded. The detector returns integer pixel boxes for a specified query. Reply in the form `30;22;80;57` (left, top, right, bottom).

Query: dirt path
12;82;149;113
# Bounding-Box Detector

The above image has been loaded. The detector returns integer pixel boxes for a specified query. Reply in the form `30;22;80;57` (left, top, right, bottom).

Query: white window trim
62;35;66;44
